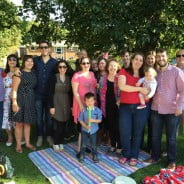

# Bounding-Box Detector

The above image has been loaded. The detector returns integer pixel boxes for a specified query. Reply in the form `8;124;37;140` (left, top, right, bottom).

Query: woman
72;57;97;153
2;54;19;146
118;53;150;166
141;51;156;152
100;59;121;153
11;55;36;153
49;60;72;152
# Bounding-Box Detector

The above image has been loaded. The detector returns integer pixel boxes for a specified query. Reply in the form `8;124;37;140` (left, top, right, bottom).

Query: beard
157;61;168;68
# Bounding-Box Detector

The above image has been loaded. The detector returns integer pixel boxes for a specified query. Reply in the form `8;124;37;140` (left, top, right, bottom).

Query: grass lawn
0;127;184;184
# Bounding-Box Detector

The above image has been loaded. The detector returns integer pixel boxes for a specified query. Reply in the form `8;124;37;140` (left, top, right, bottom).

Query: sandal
16;147;23;153
26;144;36;151
129;158;138;166
119;157;128;164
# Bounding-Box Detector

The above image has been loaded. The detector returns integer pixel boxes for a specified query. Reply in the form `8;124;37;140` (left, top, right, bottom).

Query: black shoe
93;155;99;163
85;147;91;154
76;152;80;159
78;154;84;162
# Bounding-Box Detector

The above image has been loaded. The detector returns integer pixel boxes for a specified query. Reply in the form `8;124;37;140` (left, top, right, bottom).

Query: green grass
0;127;184;184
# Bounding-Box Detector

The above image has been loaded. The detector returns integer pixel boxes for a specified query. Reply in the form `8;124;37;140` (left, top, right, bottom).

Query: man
176;49;184;134
146;48;184;170
176;49;184;72
120;50;130;68
75;49;88;72
0;67;5;141
34;41;58;147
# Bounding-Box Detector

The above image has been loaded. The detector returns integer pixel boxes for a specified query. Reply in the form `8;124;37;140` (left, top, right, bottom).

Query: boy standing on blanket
78;92;102;163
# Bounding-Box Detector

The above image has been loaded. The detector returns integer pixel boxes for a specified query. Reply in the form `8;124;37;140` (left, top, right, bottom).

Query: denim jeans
80;131;97;156
35;95;53;136
119;103;150;159
150;110;180;163
0;101;3;138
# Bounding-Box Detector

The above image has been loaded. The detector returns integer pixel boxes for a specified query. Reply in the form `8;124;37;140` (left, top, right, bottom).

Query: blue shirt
78;106;102;135
0;68;5;101
33;56;57;96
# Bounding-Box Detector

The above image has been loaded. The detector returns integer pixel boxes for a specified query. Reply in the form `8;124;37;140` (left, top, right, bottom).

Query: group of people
0;42;184;169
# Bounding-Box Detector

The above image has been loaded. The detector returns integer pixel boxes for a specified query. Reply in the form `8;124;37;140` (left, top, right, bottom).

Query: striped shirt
0;68;5;101
151;65;184;114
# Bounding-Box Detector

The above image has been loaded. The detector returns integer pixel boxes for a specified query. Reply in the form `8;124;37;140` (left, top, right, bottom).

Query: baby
136;67;157;109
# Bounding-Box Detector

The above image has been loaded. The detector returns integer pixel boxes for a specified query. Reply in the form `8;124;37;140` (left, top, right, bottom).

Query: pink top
151;65;184;114
72;71;97;123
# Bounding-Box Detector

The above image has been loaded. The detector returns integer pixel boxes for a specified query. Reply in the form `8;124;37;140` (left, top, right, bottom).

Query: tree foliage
20;0;67;43
0;0;21;60
21;0;184;55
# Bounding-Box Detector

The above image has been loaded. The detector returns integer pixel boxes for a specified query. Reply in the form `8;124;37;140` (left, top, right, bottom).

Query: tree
21;0;184;55
0;0;21;60
20;0;67;43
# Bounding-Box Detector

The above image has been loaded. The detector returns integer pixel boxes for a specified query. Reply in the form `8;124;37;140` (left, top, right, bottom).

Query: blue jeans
0;101;3;138
151;110;180;163
35;96;53;136
119;103;150;159
80;131;97;156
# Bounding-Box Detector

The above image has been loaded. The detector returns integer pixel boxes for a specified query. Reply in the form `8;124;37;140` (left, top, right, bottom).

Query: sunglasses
176;54;184;58
8;57;17;61
81;62;90;65
58;66;67;69
39;46;49;49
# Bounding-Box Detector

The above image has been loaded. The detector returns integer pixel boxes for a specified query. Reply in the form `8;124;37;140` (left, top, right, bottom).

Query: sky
10;0;22;6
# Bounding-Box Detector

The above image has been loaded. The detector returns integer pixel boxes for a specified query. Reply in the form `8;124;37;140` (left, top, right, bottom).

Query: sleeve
137;77;145;84
147;80;157;98
118;68;126;76
71;72;80;83
48;75;57;108
96;108;102;120
175;69;184;110
78;111;84;122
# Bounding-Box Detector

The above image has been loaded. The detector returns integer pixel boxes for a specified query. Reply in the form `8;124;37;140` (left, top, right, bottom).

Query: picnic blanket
143;166;184;184
29;143;150;184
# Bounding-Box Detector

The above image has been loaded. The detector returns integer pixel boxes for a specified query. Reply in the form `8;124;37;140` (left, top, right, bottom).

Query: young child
136;67;157;109
78;92;102;163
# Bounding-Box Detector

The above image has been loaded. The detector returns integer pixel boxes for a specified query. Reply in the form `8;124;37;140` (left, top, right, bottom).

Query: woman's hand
79;104;84;111
12;103;19;113
139;87;149;95
14;68;21;76
50;108;55;115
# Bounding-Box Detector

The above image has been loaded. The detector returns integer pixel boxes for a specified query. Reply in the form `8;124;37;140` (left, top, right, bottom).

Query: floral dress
2;74;13;130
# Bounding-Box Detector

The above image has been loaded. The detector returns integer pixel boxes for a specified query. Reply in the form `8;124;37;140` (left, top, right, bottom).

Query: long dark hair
5;54;20;73
56;59;74;77
21;55;34;70
125;52;145;78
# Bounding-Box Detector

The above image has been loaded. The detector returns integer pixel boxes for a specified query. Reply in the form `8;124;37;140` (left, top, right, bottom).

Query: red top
118;69;140;104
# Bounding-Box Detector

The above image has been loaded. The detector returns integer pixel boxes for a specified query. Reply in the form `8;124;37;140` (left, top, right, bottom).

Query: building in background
19;41;79;61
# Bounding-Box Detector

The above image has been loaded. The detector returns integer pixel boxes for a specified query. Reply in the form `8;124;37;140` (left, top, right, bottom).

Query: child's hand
145;95;150;100
88;118;94;123
85;125;90;130
136;82;141;87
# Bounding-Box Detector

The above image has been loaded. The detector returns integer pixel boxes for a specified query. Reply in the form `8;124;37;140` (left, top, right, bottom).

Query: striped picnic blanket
29;143;150;184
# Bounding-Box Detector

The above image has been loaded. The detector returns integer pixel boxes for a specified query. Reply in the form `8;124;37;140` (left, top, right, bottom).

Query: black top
106;80;116;107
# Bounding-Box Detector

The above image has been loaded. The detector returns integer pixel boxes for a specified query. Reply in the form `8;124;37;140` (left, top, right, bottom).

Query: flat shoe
144;158;159;164
26;145;36;151
167;163;176;170
16;147;23;153
6;142;13;147
119;157;128;164
129;158;138;166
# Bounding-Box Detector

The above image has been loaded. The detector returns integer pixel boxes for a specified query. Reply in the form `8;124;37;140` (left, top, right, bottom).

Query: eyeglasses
39;46;49;49
58;66;67;69
176;54;184;58
8;57;17;61
81;62;90;65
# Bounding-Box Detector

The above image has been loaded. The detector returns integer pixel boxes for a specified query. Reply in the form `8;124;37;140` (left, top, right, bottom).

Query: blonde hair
144;67;157;77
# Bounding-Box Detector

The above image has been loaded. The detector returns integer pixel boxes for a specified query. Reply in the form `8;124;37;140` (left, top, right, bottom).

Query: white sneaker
59;144;64;151
47;136;53;146
6;142;13;147
53;145;60;152
36;136;43;147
